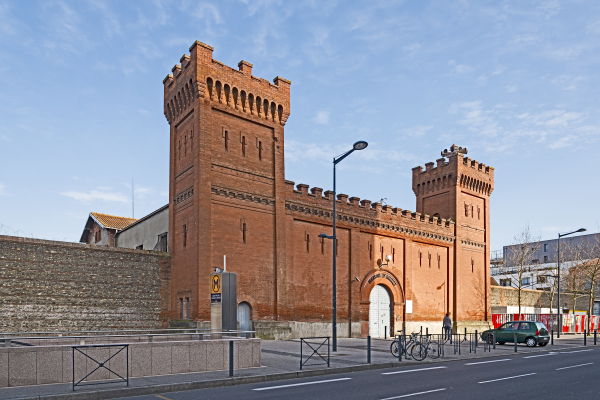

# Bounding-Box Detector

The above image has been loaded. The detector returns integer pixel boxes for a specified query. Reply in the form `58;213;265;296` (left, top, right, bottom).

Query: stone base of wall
253;321;362;340
0;338;260;388
454;320;493;334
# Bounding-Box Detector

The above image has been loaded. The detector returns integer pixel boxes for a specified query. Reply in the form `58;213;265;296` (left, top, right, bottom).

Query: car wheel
539;342;548;347
525;337;537;347
497;341;506;345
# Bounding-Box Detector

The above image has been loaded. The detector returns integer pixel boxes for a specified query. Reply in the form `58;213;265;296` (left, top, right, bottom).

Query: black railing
300;337;330;370
72;344;128;390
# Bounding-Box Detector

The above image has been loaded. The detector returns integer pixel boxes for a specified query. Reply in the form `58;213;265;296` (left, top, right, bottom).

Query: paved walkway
0;335;593;400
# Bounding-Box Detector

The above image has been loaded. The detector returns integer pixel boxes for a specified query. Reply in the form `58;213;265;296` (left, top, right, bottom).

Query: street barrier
72;344;128;390
300;337;330;370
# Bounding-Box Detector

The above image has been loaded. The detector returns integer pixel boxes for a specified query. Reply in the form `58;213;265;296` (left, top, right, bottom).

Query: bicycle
390;331;419;358
411;334;441;361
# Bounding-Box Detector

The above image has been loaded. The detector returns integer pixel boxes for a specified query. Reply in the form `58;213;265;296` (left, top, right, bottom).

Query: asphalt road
126;347;600;400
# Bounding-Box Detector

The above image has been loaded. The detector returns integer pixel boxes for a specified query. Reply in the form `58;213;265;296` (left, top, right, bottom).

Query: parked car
480;321;550;347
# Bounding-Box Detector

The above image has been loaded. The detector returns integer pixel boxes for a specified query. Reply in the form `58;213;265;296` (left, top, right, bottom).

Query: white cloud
505;84;518;93
551;75;585;90
60;189;129;203
455;64;474;73
0;183;6;195
313;111;330;125
492;65;505;75
548;135;576;149
399;125;433;137
403;43;421;56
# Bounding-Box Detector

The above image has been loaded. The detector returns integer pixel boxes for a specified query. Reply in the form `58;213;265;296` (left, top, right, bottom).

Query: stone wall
0;235;171;332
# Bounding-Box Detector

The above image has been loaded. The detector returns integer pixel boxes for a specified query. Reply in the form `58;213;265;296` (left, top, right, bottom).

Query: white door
369;285;391;338
237;302;251;332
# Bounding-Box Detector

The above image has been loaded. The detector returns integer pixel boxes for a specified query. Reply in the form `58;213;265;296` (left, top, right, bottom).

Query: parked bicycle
390;331;440;361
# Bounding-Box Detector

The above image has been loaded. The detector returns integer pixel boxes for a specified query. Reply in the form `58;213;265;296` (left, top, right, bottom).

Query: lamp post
319;140;368;352
557;228;586;338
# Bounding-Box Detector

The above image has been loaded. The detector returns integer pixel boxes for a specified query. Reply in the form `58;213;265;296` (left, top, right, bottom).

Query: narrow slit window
369;244;372;260
471;206;474;218
438;254;441;269
392;248;395;262
428;253;431;268
241;135;247;157
471;259;474;273
419;251;422;267
224;130;229;151
306;233;310;252
242;222;247;244
321;237;324;254
183;224;187;247
258;140;263;160
380;246;384;262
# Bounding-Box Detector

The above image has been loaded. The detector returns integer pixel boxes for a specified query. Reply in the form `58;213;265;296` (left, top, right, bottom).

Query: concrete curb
10;344;588;400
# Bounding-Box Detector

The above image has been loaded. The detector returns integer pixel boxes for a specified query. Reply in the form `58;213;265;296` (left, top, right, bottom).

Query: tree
500;226;541;320
561;241;588;317
578;234;600;333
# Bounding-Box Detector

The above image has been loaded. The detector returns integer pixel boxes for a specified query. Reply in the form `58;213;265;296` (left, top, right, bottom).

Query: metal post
72;347;75;391
557;252;561;338
475;330;478;348
584;330;587;346
229;340;234;377
385;327;387;340
300;339;303;370
426;327;428;336
514;332;517;352
493;331;496;349
327;337;330;367
332;163;337;352
595;330;597;345
551;329;554;345
367;336;371;364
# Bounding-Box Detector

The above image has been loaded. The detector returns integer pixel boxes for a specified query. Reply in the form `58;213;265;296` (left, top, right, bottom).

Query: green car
481;321;550;347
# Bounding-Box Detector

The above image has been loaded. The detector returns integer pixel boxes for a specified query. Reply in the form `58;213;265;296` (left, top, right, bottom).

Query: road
124;347;599;400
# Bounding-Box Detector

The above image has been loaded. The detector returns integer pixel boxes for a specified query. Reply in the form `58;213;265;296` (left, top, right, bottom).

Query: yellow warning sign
211;274;222;304
211;274;221;294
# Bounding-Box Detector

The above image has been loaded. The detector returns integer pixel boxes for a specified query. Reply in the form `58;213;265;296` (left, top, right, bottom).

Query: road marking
556;362;594;370
253;377;352;391
479;373;536;384
523;353;558;358
382;366;447;375
464;359;511;365
155;396;172;400
560;349;593;354
380;388;447;399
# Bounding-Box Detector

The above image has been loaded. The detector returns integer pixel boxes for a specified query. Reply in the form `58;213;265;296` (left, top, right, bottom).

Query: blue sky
0;0;598;250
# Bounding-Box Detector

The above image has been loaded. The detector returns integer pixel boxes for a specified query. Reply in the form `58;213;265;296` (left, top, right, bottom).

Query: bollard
514;332;517;352
229;340;234;377
584;330;587;346
551;329;554;346
475;330;478;348
385;327;387;340
426;327;429;336
398;336;402;362
367;336;371;364
493;332;496;349
595;330;597;346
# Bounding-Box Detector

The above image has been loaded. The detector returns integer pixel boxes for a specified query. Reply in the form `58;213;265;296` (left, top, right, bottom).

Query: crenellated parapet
412;145;494;197
283;180;455;243
163;41;291;127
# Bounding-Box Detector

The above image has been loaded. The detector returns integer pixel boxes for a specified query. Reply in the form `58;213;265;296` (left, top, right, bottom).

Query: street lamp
319;140;368;352
557;228;586;338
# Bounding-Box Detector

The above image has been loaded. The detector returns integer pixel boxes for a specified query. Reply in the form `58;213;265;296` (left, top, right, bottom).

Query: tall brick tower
163;41;291;322
412;145;494;326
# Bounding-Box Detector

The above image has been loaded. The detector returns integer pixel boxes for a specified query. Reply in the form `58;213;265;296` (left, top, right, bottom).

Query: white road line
464;359;511;365
556;362;594;370
523;353;558;359
382;366;447;375
479;373;536;384
252;377;352;391
380;388;447;399
560;349;594;354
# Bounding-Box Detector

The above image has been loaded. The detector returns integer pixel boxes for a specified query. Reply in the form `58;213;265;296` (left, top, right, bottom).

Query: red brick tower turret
412;145;494;326
163;41;291;322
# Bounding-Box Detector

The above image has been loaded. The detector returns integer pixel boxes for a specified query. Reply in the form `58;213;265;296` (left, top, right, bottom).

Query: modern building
162;41;496;338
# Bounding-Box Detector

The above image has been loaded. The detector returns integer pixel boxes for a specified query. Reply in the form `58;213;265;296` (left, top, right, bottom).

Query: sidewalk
0;335;592;400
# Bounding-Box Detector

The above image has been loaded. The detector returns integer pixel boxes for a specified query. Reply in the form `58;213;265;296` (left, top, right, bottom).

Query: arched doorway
237;302;252;331
369;285;391;338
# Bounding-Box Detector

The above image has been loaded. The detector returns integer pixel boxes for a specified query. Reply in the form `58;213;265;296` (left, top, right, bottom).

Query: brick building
163;41;495;338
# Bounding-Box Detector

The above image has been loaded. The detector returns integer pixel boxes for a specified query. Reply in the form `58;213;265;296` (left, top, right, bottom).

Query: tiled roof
90;212;138;230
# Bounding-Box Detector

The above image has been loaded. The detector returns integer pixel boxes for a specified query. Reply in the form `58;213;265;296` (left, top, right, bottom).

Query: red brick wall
164;42;494;334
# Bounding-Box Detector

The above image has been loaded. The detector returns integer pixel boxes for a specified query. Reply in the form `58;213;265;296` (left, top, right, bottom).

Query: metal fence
300;337;330;369
72;344;129;390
